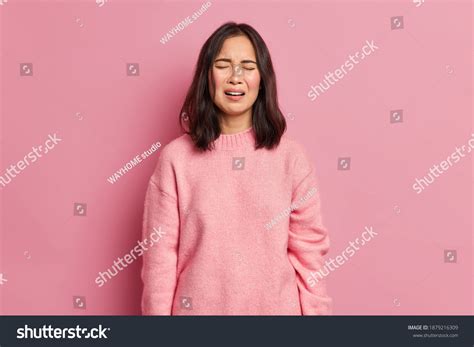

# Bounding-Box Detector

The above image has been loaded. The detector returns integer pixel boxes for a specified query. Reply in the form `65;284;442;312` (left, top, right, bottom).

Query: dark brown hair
179;21;286;151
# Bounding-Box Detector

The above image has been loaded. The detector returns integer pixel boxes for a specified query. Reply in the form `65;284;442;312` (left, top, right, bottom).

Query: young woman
141;21;332;315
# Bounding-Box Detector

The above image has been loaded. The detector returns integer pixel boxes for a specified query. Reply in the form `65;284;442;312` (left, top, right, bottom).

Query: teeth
225;91;244;96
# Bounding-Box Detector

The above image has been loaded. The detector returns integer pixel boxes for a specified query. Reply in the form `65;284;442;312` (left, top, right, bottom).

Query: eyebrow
214;58;257;64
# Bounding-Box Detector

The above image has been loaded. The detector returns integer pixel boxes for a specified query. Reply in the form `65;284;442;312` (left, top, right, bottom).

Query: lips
224;89;245;96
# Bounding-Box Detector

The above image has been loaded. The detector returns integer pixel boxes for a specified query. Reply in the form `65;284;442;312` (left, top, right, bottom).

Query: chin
224;108;249;116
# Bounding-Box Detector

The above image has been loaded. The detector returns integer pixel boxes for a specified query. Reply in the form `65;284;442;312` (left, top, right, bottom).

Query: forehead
216;35;256;60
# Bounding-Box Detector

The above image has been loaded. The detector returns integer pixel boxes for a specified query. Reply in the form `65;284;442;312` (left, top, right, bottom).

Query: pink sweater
140;126;332;315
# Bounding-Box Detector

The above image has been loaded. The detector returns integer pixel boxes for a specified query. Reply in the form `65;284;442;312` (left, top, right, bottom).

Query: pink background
0;0;472;315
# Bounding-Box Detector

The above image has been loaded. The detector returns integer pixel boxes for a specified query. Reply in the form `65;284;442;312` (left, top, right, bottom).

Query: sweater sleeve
140;147;180;315
287;143;333;315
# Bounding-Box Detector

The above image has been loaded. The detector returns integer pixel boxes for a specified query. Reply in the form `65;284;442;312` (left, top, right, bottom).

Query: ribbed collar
212;126;256;151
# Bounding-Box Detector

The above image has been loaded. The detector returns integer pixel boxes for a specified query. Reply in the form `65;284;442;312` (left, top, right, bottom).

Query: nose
228;65;244;83
232;64;243;77
228;78;242;86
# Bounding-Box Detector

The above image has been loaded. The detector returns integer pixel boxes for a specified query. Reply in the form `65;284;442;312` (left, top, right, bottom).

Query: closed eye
214;65;256;70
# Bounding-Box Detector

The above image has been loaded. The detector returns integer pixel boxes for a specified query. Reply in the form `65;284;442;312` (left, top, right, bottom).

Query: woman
141;21;332;315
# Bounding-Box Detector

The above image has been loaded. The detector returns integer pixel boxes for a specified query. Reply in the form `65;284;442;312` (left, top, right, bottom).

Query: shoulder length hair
179;21;286;152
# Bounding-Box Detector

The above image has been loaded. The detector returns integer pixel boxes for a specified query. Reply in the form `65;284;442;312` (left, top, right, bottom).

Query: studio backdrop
0;0;472;315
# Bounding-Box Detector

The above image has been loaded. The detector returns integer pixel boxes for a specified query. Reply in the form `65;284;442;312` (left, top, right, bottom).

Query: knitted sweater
140;126;332;315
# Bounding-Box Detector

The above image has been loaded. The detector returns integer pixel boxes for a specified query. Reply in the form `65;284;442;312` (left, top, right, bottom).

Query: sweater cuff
299;291;333;315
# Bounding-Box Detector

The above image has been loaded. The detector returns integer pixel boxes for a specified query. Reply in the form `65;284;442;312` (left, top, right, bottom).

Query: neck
219;112;252;134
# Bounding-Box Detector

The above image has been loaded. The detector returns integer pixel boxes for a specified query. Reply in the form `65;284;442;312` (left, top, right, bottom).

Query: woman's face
209;35;261;120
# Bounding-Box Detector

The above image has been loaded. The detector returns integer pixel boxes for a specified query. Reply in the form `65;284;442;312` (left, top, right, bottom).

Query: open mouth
224;91;245;96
